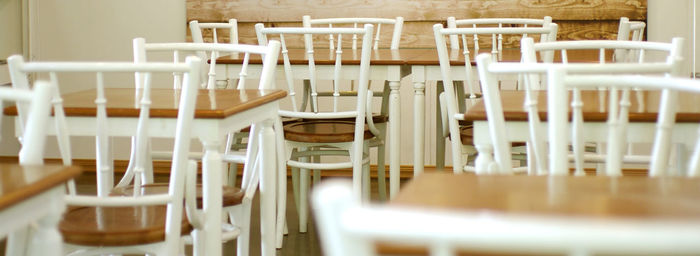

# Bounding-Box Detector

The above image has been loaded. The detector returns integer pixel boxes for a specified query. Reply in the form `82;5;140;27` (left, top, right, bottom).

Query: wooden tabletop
4;89;287;119
391;172;700;221
0;163;81;211
217;48;609;66
464;90;700;122
217;48;408;65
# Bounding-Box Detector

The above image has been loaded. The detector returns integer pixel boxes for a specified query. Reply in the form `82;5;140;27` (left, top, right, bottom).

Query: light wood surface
60;205;193;246
4;89;287;119
217;48;412;65
283;120;374;143
0;163;81;211
218;48;609;66
391;172;700;220
186;0;646;47
464;90;700;122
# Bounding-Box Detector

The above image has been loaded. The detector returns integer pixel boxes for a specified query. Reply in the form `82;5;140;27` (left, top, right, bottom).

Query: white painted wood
432;21;557;174
312;181;700;256
256;24;377;236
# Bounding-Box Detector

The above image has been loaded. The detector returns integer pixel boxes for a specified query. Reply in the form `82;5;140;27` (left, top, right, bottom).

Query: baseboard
0;156;649;177
0;156;418;178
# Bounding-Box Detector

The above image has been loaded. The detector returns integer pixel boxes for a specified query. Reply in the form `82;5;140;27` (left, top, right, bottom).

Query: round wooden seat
60;205;193;246
111;184;244;208
328;113;389;124
284;120;374;143
457;125;526;147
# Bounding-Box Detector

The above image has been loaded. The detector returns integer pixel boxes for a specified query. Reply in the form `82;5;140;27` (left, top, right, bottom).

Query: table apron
473;121;700;148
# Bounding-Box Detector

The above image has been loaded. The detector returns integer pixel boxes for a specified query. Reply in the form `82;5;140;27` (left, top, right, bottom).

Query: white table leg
201;140;223;256
413;80;426;178
412;66;427;179
389;80;401;198
27;187;64;256
259;119;276;256
274;118;286;249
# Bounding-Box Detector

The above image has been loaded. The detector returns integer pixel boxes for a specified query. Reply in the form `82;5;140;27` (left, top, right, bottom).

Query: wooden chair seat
60;205;193;246
283;120;374;143
457;124;526;148
327;113;389;124
111;184;244;208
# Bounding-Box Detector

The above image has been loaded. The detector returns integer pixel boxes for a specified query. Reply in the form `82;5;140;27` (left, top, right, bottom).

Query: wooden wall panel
187;20;628;48
187;0;646;22
186;0;646;47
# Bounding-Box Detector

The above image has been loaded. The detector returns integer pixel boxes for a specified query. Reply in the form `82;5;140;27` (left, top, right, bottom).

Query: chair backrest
433;22;558;173
255;24;373;120
476;37;684;175
435;20;558;98
7;54;201;250
617;17;646;42
549;71;700;177
303;16;403;50
0;81;53;165
189;19;238;44
133;38;281;90
446;17;557;57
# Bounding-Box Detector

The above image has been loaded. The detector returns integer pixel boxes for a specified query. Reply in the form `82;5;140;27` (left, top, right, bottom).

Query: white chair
312;179;700;256
132;38;279;185
617;17;646;43
190;19;238;45
1;81;54;256
549;71;700;177
131;40;280;255
514;37;684;175
255;24;375;234
432;21;558;173
433;17;559;171
7;54;201;255
302;15;403;200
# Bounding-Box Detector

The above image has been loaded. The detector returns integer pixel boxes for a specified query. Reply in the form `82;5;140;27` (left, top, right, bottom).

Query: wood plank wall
186;0;647;48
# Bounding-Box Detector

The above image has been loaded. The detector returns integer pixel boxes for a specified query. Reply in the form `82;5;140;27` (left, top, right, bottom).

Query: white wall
0;0;186;158
648;0;699;77
0;0;23;83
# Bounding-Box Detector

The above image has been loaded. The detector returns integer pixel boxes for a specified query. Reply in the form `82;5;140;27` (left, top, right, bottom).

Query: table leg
413;80;426;178
389;80;401;198
274;118;286;249
259;119;276;256
27;187;64;256
475;144;494;174
201;140;223;256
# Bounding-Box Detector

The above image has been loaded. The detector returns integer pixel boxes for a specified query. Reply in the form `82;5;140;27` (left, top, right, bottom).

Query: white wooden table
0;163;82;256
9;88;285;256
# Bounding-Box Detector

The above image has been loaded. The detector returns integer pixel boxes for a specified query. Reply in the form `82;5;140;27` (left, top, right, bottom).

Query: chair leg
275;118;287;248
234;204;251;256
376;126;387;201
362;144;371;202
313;153;321;185
6;227;29;256
435;81;446;171
228;163;238;187
299;165;310;233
